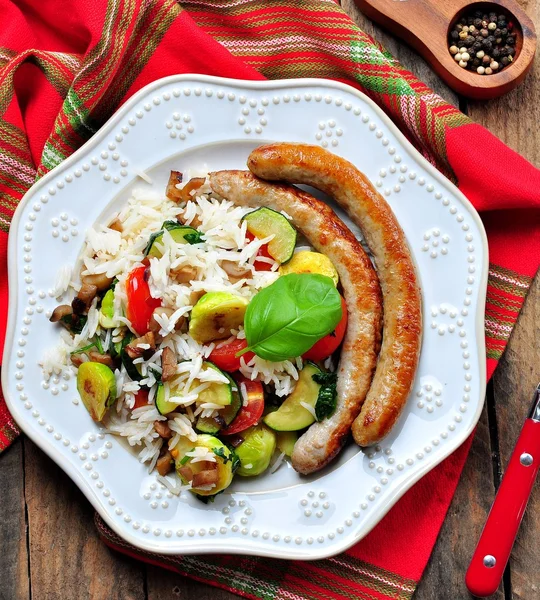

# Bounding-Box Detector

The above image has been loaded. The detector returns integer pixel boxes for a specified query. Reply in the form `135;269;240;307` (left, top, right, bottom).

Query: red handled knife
466;383;540;597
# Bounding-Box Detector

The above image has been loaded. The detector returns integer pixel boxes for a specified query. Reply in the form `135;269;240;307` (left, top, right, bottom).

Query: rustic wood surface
1;2;539;599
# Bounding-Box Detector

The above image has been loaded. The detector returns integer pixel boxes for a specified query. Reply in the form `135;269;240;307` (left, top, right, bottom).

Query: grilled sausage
247;143;422;447
209;170;382;474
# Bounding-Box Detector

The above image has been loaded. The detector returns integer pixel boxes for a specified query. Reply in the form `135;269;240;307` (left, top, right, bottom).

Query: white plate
2;76;488;560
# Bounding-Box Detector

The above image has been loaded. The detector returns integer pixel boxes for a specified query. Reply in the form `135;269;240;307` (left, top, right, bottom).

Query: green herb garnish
179;449;195;466
313;371;338;421
241;274;342;362
184;230;204;245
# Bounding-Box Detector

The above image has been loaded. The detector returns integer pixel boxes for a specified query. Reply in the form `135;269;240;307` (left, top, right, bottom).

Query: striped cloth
0;1;539;598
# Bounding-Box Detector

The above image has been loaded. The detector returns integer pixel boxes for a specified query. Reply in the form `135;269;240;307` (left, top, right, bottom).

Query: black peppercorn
460;16;467;25
480;28;489;38
491;48;501;59
465;35;475;46
482;40;492;51
472;58;481;67
474;18;482;28
487;35;496;43
507;35;515;46
507;47;516;57
494;28;501;37
450;30;459;41
472;41;482;52
501;56;509;66
474;10;483;19
501;28;508;37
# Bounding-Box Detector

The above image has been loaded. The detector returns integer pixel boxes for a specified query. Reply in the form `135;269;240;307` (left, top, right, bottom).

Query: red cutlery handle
466;419;540;597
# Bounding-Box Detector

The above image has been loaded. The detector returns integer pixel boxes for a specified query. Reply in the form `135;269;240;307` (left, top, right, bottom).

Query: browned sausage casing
209;171;382;474
247;143;422;447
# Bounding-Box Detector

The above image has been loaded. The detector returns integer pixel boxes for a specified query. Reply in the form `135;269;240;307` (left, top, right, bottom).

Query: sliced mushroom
170;265;197;284
148;306;175;335
192;469;219;488
156;451;173;476
70;354;86;368
161;347;177;382
73;283;98;313
166;170;183;201
154;420;172;439
88;351;115;368
189;290;205;305
178;465;194;482
49;305;73;323
108;219;123;233
125;331;156;359
221;260;251;279
176;177;205;203
81;273;113;292
177;206;202;229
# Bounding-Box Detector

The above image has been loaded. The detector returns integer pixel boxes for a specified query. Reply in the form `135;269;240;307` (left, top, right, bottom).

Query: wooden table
1;2;539;599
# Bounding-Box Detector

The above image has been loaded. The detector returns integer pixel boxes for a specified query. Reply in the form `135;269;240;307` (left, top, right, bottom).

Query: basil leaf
243;274;342;361
313;371;338;421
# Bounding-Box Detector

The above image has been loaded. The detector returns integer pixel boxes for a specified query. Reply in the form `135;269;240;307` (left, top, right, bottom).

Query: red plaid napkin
1;1;539;598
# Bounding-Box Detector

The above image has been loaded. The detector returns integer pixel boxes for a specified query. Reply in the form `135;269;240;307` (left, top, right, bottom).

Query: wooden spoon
354;0;536;99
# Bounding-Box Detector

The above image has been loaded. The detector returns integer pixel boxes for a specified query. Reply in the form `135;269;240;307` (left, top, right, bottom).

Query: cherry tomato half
132;389;149;409
221;377;264;435
303;296;348;362
125;266;161;335
246;231;274;271
208;338;255;373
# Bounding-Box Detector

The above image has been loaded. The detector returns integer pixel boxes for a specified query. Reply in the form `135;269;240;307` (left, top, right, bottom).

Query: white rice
41;166;316;483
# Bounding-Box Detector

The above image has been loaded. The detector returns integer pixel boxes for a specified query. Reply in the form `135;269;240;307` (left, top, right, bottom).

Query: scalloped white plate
3;76;488;560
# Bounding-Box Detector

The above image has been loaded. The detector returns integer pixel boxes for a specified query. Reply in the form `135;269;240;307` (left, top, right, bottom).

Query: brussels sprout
175;434;236;497
235;425;277;476
76;362;117;422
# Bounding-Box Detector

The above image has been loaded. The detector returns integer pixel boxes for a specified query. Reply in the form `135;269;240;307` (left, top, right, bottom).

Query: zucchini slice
196;373;241;433
242;207;297;264
145;221;200;258
263;362;322;431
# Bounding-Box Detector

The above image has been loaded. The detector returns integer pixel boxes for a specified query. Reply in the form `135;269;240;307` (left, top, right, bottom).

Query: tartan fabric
0;1;539;599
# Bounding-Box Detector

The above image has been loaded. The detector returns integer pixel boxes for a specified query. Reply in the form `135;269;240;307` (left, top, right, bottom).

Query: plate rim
2;74;488;560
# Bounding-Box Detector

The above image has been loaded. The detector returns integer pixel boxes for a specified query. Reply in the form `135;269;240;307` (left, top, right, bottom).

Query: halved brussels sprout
76;361;117;422
235;425;276;477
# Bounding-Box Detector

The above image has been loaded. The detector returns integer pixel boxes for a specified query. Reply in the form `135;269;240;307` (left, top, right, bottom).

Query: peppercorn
488;22;497;31
501;56;509;66
482;40;492;51
487;35;496;43
454;53;462;62
474;18;482;28
490;61;499;70
492;48;501;59
507;47;516;57
472;58;481;68
459;60;467;68
450;30;459;41
461;52;471;62
471;41;482;53
500;28;508;37
507;35;515;46
459;31;468;40
477;66;486;75
465;35;475;46
485;67;493;75
482;55;491;64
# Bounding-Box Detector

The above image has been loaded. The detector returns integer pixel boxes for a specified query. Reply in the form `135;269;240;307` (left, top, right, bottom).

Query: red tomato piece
125;266;161;335
246;231;274;271
208;338;255;373
221;377;264;435
132;389;149;409
303;296;348;361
